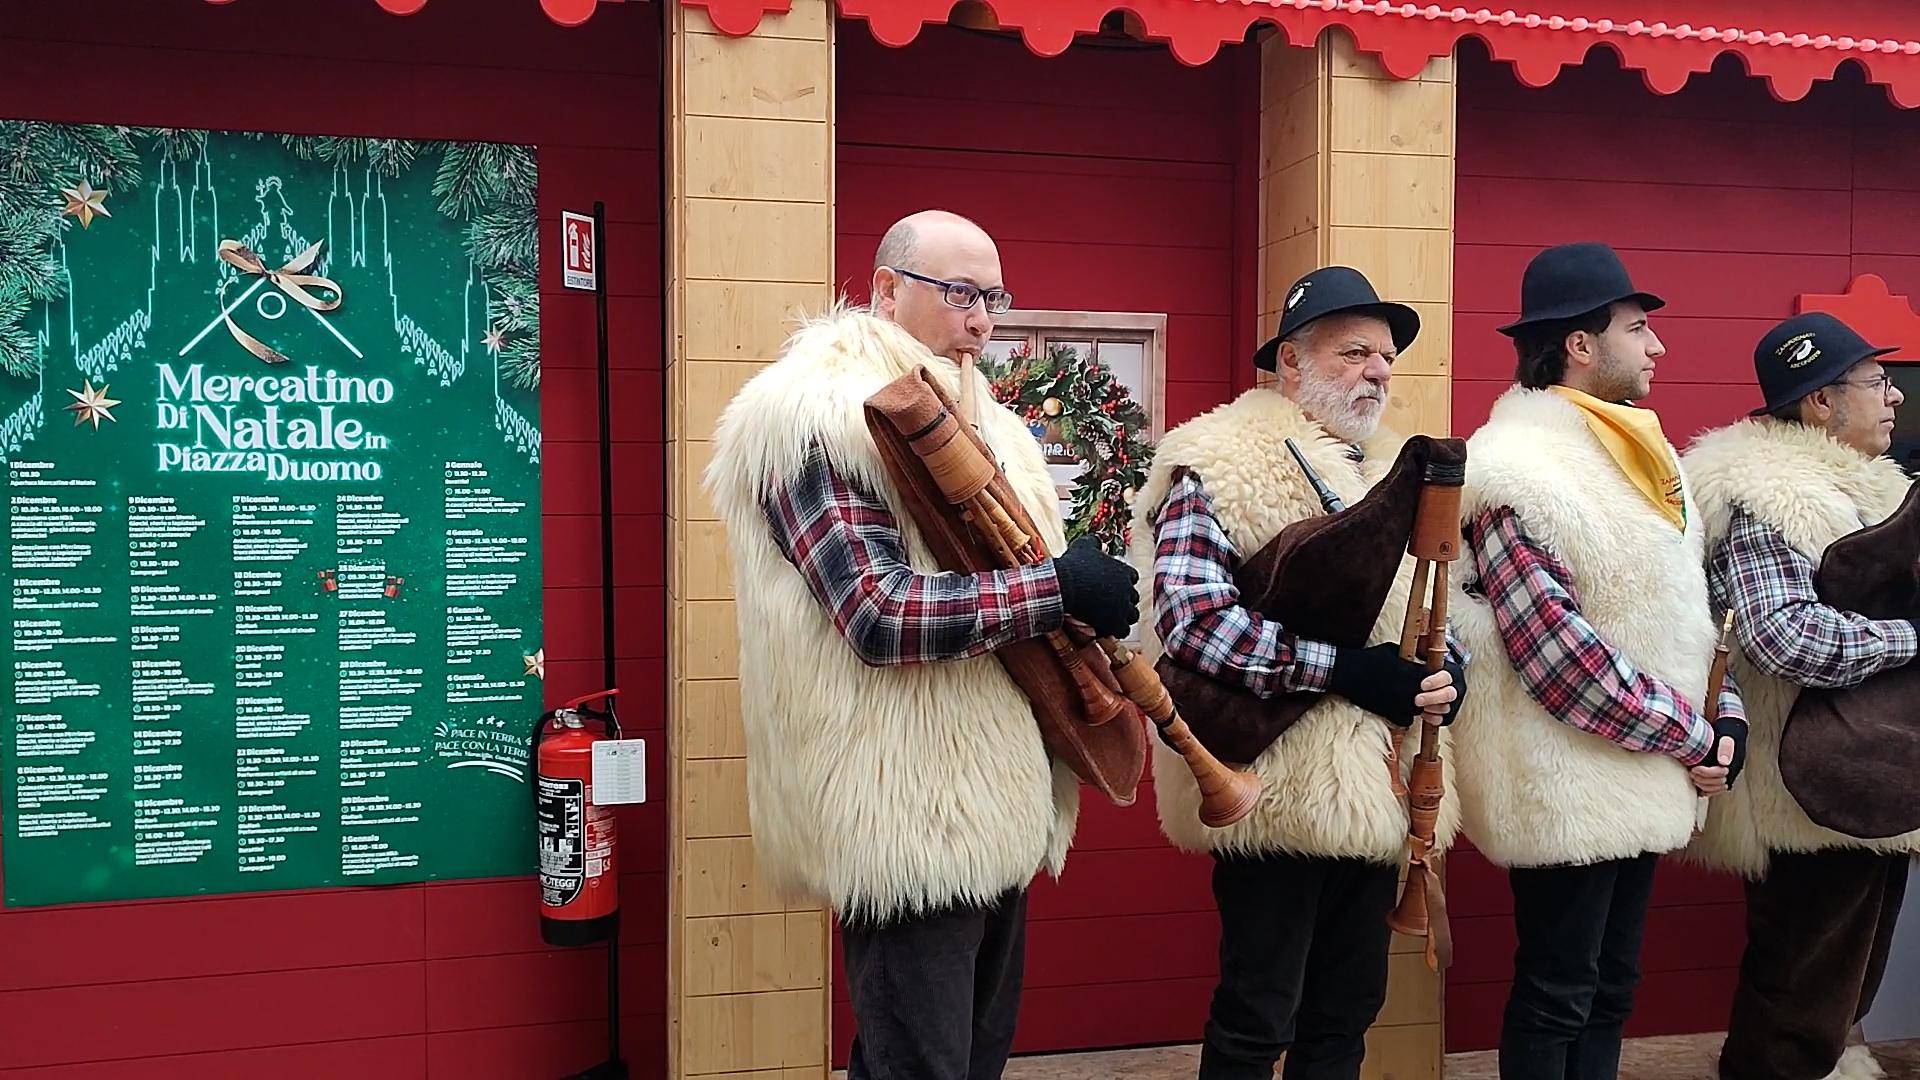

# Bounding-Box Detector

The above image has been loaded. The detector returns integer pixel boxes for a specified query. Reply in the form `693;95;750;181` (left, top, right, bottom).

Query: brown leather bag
1779;481;1920;839
1156;435;1467;764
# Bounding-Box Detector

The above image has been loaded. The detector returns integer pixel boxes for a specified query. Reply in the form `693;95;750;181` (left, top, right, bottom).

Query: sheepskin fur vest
1449;387;1713;869
1126;387;1459;862
1681;418;1919;878
702;307;1078;923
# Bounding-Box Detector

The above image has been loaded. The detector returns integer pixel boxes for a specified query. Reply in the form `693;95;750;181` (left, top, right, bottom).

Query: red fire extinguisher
534;688;623;947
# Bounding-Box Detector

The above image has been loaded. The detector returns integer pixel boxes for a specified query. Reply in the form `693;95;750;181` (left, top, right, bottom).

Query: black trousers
1198;851;1399;1080
1499;853;1659;1080
1719;849;1909;1080
841;887;1027;1080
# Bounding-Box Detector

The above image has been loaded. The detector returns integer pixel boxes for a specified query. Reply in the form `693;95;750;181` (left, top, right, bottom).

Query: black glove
1695;716;1748;788
1053;536;1139;639
1327;642;1466;727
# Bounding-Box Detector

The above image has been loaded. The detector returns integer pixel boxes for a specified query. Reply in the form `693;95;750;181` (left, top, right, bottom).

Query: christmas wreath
981;342;1154;555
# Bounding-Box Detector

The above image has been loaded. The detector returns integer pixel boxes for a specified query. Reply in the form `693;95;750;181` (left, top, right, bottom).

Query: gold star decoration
523;647;545;680
59;180;111;229
64;380;122;429
482;326;506;354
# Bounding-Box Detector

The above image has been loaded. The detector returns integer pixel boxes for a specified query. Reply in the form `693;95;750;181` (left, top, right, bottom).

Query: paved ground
837;1033;1920;1078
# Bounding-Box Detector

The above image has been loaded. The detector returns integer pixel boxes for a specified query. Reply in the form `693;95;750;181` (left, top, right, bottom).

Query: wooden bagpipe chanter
1152;432;1468;972
861;365;1262;830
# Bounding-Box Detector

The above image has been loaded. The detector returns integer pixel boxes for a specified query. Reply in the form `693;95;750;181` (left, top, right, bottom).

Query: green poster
0;123;544;906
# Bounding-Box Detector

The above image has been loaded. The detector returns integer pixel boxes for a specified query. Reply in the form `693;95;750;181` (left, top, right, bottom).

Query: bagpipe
1154;432;1466;972
1779;481;1920;840
862;365;1262;829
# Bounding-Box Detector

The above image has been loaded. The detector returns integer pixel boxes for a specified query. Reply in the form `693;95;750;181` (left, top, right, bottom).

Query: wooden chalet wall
1448;41;1920;1052
0;2;669;1076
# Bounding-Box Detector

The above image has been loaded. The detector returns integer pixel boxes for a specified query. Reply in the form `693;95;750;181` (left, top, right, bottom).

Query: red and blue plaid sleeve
1465;506;1715;763
1709;506;1918;690
761;443;1063;666
1148;469;1336;697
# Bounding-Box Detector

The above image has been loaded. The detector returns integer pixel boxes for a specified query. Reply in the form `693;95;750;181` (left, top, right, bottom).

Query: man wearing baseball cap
1683;311;1917;1080
1129;265;1464;1080
1445;242;1745;1080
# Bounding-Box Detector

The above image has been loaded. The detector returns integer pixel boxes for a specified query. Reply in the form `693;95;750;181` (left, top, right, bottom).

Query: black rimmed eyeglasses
888;266;1014;315
1833;372;1900;403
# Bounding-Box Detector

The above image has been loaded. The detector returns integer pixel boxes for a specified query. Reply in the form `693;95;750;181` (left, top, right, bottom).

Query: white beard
1294;365;1385;443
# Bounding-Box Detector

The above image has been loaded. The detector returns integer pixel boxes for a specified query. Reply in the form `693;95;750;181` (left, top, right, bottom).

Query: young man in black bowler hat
1683;311;1917;1080
1444;241;1745;1080
1127;265;1465;1080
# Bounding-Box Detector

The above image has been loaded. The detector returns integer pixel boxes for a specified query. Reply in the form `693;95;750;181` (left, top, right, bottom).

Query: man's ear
1803;389;1835;426
872;266;898;314
1562;327;1593;371
1278;340;1304;388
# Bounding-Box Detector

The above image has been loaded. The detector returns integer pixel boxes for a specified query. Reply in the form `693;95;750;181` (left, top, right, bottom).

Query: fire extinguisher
534;688;623;947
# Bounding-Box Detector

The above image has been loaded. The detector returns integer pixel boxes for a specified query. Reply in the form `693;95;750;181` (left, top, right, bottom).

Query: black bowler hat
1497;242;1665;336
1253;266;1419;372
1749;312;1896;417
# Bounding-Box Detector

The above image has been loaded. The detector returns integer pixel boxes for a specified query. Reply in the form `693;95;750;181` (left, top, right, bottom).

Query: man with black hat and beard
1446;241;1745;1080
1128;265;1465;1080
1683;312;1917;1080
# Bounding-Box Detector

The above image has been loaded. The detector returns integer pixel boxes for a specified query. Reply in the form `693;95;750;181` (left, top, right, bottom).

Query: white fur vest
702;307;1078;923
1449;387;1713;868
1681;418;1919;878
1127;387;1459;862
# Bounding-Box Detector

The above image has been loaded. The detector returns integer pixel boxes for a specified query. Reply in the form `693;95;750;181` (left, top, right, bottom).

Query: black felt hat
1497;242;1665;336
1749;312;1897;417
1253;266;1420;372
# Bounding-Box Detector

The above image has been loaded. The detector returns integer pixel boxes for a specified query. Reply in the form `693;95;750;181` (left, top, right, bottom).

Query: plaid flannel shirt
1464;506;1734;764
1708;506;1918;689
762;442;1063;666
1148;468;1341;698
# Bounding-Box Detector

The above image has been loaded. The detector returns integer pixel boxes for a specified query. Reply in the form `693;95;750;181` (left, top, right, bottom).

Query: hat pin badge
1287;283;1309;311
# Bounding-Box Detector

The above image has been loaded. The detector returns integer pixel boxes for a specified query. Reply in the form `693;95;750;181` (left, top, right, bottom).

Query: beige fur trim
1681;418;1920;877
703;306;1079;922
1448;387;1709;868
1826;1044;1887;1080
1128;387;1459;862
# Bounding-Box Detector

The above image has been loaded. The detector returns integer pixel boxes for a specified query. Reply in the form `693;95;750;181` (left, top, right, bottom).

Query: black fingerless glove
1327;642;1465;727
1695;716;1748;788
1053;536;1140;640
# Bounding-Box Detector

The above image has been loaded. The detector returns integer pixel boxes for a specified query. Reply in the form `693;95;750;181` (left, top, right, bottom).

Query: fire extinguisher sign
561;210;596;291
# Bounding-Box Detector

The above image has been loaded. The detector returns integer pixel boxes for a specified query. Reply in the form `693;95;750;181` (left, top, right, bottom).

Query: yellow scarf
1548;386;1687;531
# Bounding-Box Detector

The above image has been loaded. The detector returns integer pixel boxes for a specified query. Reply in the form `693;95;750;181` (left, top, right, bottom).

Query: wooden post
1258;30;1455;443
664;1;836;1076
1257;27;1460;1080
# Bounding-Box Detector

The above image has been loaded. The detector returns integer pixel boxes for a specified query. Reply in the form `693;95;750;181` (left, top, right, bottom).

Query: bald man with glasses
704;209;1140;1080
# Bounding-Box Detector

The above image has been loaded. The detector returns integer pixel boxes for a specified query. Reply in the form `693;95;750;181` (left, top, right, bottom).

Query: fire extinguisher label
537;775;587;907
537;775;616;910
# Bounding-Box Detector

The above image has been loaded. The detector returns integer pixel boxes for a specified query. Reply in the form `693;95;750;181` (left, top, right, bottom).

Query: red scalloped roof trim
203;0;605;27
1797;276;1920;362
680;0;1920;106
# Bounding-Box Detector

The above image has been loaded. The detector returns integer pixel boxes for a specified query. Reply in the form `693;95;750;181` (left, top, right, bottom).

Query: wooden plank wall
1447;41;1920;1052
1255;29;1457;1080
0;3;669;1077
1260;32;1454;443
664;1;835;1076
831;24;1256;1060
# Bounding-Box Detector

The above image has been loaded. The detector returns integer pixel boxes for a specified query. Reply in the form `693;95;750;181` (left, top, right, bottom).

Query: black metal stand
561;199;627;1080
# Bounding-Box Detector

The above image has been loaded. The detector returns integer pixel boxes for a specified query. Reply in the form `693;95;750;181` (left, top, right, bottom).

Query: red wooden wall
0;2;668;1076
1449;43;1920;1052
831;24;1259;1062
